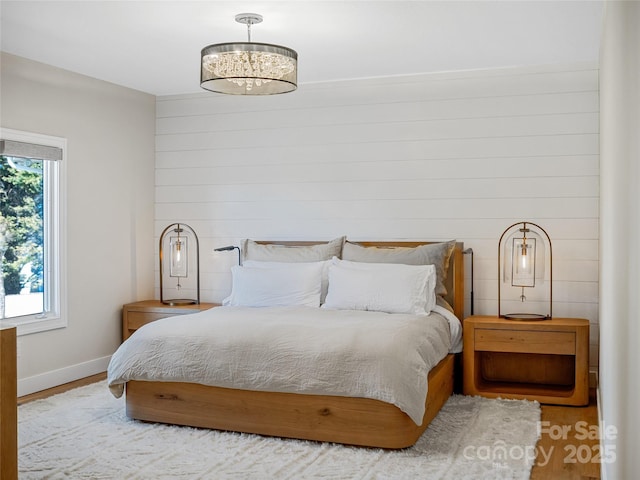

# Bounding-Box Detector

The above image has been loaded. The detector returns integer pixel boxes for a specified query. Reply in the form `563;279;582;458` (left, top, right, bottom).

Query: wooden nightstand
122;300;219;341
463;315;589;406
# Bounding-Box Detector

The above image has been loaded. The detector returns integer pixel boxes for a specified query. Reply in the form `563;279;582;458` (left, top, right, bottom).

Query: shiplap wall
155;63;599;375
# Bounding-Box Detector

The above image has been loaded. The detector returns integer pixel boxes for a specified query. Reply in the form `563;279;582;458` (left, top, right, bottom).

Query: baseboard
17;355;111;397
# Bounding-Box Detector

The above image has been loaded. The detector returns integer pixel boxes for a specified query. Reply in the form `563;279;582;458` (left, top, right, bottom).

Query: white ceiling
0;1;604;96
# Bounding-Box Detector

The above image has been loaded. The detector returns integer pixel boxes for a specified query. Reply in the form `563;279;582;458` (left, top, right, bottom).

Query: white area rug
19;381;540;479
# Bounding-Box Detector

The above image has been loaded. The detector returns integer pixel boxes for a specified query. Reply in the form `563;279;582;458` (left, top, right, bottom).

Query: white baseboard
18;355;111;397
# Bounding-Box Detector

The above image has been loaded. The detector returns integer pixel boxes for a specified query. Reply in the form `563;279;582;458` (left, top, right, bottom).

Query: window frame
0;128;67;336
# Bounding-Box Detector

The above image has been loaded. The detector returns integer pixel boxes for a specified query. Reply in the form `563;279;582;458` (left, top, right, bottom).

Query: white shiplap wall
156;63;599;374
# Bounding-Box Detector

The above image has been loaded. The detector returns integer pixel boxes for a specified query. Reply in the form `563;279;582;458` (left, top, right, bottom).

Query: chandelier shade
200;13;298;95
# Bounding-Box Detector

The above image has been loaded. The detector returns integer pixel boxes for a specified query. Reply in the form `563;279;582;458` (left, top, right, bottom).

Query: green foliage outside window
0;156;44;299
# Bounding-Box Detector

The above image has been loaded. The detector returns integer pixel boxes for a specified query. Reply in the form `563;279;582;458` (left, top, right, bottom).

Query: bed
108;239;465;449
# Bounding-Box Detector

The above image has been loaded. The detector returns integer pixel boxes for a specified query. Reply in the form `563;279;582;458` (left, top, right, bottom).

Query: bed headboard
254;240;465;320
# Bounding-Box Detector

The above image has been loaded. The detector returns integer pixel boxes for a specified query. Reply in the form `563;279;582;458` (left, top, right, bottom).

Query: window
0;128;66;335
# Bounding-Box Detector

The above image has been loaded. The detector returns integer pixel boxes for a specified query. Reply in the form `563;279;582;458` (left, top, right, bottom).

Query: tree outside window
0;156;44;318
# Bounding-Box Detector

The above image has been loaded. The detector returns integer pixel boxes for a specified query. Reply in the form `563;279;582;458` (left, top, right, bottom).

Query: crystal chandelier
201;13;298;95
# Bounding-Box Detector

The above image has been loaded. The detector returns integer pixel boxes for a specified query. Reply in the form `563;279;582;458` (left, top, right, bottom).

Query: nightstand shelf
463;315;589;406
122;300;219;341
473;378;576;397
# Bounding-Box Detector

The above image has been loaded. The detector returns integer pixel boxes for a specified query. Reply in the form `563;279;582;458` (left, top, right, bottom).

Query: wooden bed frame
125;241;465;449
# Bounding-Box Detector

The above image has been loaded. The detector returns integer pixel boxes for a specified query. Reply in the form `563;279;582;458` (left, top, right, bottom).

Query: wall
156;63;600;379
599;2;640;478
0;53;156;395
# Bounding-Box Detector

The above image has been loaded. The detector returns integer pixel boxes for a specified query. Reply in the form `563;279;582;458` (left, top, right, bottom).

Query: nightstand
122;300;219;341
463;315;589;406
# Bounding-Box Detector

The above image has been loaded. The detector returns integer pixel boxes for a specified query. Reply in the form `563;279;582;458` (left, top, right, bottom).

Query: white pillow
223;262;323;308
243;260;331;303
323;259;437;315
342;240;455;296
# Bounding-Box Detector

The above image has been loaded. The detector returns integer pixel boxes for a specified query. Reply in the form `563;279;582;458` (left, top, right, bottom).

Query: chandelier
200;13;298;95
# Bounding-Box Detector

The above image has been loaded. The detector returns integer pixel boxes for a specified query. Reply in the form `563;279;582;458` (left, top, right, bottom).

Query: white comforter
108;305;457;425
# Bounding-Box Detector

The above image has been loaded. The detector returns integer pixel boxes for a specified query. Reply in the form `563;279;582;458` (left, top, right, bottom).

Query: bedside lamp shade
498;221;552;319
169;235;188;278
159;223;200;305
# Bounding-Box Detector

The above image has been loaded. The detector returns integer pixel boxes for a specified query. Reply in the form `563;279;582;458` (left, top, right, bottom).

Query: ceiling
0;1;604;97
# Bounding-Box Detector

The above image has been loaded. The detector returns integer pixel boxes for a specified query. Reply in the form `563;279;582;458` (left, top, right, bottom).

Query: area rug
18;381;540;479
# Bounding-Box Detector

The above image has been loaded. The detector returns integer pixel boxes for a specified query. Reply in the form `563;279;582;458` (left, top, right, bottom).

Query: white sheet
108;306;457;425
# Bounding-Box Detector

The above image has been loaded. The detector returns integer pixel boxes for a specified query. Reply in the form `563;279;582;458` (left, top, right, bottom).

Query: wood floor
18;374;600;479
17;372;106;405
531;392;601;480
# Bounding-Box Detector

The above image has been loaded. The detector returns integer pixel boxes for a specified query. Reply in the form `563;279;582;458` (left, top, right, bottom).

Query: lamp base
161;299;199;306
502;313;550;321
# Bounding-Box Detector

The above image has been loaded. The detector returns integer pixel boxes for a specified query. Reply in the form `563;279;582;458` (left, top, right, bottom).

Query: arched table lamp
498;221;552;320
159;223;200;305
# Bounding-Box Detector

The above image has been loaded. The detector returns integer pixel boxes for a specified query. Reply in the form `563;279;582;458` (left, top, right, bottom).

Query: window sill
0;316;66;336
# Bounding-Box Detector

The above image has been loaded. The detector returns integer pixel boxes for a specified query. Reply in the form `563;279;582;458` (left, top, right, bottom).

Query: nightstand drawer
474;328;576;355
127;312;171;331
